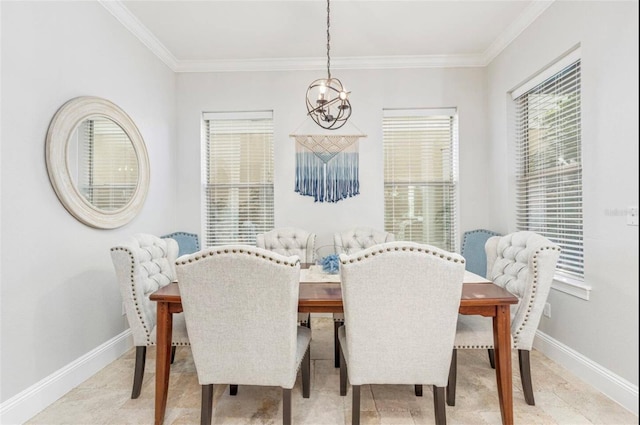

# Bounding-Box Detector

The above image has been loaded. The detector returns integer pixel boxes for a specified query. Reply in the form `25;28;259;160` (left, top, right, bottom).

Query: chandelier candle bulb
305;0;352;130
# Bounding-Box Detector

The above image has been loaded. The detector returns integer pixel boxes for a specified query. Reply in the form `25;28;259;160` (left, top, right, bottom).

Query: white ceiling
101;0;555;72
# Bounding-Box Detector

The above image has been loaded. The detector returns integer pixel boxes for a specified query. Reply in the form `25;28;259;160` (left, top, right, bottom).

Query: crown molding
98;0;178;71
102;0;555;73
482;0;556;66
175;54;486;73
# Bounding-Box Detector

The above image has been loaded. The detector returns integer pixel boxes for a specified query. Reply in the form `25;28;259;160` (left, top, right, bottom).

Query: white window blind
203;111;274;247
514;58;583;279
383;109;459;252
76;117;138;211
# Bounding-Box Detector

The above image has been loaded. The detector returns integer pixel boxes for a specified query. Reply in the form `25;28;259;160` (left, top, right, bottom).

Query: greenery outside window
513;50;583;279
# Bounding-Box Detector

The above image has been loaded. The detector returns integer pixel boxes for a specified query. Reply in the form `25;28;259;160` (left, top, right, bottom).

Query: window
75;117;138;211
383;108;459;252
202;111;274;247
513;50;583;279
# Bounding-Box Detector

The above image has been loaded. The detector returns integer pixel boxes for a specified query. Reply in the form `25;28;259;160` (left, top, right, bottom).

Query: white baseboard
2;328;636;423
0;330;133;425
534;330;639;416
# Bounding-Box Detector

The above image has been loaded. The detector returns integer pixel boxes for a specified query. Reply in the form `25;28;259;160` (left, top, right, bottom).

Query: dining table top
150;265;518;310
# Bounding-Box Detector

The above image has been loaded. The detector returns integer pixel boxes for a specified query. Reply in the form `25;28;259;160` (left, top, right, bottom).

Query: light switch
628;207;639;226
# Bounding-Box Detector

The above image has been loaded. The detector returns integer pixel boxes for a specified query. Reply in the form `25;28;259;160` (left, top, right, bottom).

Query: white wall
486;1;639;386
0;2;177;402
176;67;490;249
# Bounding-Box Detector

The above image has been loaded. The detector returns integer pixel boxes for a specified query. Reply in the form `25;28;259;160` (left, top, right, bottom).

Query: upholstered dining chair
448;231;560;407
161;231;200;257
460;229;501;278
256;227;317;328
110;234;190;399
331;227;395;367
175;246;311;425
337;242;465;425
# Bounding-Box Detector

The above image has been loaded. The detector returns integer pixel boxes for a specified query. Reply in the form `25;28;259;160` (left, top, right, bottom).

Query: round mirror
46;97;150;229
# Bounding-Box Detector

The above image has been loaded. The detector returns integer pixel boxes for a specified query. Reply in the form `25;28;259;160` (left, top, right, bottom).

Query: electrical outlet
122;302;126;316
543;303;551;318
627;206;639;226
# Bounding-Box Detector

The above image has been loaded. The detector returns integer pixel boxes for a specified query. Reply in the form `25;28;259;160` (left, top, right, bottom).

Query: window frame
511;48;588;297
201;110;275;248
382;108;460;252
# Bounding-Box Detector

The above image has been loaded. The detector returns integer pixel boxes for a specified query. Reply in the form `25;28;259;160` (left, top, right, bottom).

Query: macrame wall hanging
290;134;365;203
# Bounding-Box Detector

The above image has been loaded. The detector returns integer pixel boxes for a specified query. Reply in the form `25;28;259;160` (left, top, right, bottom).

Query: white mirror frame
45;96;150;229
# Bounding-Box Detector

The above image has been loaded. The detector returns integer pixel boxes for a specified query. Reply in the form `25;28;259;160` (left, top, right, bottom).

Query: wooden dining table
150;265;518;425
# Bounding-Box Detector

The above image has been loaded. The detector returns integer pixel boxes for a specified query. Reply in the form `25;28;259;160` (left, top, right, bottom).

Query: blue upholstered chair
460;229;501;278
161;231;200;257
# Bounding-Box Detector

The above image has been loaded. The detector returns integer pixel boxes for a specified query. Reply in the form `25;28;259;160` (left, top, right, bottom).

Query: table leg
493;305;514;425
155;302;173;425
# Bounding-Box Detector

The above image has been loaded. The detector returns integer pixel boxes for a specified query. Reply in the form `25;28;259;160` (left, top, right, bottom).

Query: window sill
551;274;591;300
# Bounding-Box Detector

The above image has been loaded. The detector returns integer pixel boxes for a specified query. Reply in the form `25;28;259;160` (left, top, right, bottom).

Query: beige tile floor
27;317;637;425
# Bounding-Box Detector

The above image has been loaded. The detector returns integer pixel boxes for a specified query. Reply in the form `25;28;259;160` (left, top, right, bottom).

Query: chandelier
305;0;351;130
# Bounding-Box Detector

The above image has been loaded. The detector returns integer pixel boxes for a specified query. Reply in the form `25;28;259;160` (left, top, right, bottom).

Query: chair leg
302;347;310;398
201;384;214;425
282;388;292;425
334;320;341;368
230;385;238;395
415;385;423;396
352;385;361;425
488;348;495;369
446;349;457;406
339;340;348;396
171;346;177;364
131;346;146;399
519;349;536;405
433;386;447;425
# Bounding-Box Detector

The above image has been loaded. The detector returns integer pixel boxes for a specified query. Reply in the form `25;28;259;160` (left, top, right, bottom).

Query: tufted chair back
256;227;316;263
485;231;560;350
334;227;395;255
110;233;179;346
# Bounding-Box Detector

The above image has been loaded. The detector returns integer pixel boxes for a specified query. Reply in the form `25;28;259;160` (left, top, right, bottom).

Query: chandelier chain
326;0;331;79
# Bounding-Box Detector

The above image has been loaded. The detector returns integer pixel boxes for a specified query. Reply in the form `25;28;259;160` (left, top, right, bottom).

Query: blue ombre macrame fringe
295;152;359;203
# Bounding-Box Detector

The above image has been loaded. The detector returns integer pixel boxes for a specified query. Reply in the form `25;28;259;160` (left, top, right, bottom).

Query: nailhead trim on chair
340;245;465;265
111;246;154;345
454;244;561;350
176;247;300;267
511;245;560;347
111;245;191;348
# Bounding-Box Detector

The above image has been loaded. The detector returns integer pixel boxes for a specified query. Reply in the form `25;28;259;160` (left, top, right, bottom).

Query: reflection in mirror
46;96;149;229
68;116;138;211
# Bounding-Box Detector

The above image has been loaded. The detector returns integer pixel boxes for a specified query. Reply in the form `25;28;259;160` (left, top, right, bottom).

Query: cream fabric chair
256;227;316;263
334;227;396;255
256;227;316;327
332;227;395;367
110;234;190;399
337;242;465;425
448;231;560;406
175;246;311;425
